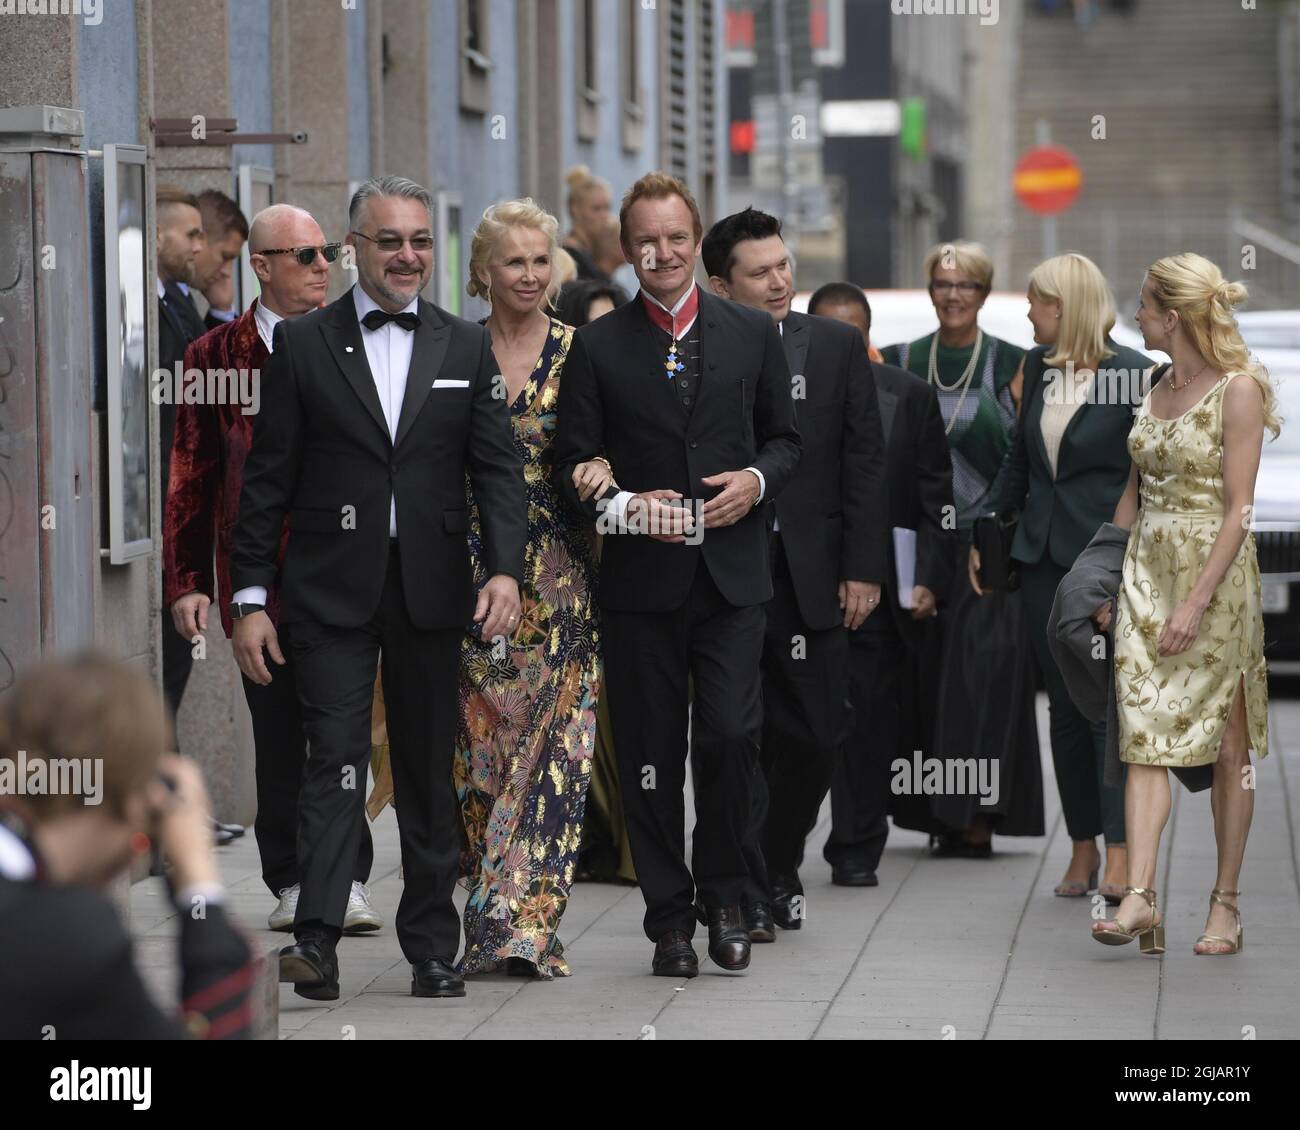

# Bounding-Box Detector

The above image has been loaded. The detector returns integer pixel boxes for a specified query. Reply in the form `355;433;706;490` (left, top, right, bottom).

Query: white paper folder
893;527;917;609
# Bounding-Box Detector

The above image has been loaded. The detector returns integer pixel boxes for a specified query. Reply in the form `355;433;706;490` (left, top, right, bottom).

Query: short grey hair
348;175;435;230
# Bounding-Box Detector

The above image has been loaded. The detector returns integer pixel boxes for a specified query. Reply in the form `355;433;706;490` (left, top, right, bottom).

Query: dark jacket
770;310;888;631
232;288;527;630
997;340;1153;568
158;281;207;502
551;288;801;612
870;360;956;643
165;301;288;638
0;869;254;1039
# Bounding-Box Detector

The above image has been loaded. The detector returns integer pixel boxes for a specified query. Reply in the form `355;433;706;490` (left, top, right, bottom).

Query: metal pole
773;0;796;229
1035;118;1056;260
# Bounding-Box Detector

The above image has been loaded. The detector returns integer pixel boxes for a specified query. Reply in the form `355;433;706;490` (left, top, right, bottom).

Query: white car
793;287;1149;357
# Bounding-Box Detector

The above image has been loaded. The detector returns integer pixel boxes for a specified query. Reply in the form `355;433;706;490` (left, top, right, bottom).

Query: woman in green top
881;241;1045;856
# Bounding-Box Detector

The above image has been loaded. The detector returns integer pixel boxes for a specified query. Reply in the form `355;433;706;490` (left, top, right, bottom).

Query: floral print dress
455;318;601;978
1115;372;1269;766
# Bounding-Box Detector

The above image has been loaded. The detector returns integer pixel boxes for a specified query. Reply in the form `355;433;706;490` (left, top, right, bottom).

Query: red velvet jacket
163;301;288;638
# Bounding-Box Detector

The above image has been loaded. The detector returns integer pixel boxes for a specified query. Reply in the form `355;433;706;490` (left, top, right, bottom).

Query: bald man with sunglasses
165;204;380;937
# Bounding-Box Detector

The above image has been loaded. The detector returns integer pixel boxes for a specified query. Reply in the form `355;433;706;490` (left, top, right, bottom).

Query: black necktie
361;309;420;332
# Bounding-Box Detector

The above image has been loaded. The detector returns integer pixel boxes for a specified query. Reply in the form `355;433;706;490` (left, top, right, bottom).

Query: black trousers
824;607;903;872
742;540;849;900
240;620;373;897
288;545;462;963
1018;556;1125;844
601;557;765;941
162;615;193;725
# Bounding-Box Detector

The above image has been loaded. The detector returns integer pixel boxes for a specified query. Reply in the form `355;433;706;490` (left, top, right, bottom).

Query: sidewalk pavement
130;693;1300;1040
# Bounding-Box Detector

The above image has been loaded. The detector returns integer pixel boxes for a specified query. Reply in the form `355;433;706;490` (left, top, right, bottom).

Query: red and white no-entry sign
1013;144;1082;215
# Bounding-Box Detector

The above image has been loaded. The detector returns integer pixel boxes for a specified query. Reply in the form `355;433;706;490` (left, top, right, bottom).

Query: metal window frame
237;164;275;311
103;143;153;563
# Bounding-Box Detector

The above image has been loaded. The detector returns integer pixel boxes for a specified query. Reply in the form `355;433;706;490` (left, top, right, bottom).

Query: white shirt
352;285;418;538
232;286;416;609
253;299;284;353
603;286;766;528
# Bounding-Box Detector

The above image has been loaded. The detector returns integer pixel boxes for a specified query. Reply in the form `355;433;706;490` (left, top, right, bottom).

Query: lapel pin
345;346;354;353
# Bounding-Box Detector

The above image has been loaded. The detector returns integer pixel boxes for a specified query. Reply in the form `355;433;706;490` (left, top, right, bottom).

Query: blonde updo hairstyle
1028;252;1117;369
1146;252;1280;438
466;197;562;309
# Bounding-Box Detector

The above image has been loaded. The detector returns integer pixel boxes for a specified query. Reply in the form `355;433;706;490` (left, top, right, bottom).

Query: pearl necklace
928;328;983;436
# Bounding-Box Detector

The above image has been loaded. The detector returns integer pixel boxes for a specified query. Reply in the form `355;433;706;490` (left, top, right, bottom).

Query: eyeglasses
256;243;342;266
930;280;984;296
351;231;435;253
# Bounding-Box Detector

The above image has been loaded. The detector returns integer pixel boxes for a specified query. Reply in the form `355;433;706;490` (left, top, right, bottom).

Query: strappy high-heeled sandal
1194;889;1242;955
1090;886;1165;954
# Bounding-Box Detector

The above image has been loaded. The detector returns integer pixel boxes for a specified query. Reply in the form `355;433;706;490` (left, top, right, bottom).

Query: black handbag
972;510;1020;592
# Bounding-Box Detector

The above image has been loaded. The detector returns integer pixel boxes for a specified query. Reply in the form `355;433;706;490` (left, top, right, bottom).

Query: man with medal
552;172;800;978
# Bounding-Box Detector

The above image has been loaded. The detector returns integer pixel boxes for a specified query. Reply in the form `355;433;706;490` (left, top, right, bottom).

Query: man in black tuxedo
808;284;955;883
552;173;800;977
231;175;526;1001
702;214;888;937
156;186;209;723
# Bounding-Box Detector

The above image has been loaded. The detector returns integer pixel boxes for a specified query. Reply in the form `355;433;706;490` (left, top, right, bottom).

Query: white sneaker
343;881;383;934
268;884;300;932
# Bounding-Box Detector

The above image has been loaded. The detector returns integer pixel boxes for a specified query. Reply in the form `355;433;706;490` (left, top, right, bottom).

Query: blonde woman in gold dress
1091;253;1279;956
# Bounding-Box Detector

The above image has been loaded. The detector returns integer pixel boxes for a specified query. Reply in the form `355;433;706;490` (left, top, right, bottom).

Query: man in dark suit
702;216;888;937
809;284;956;883
156;186;209;723
552;173;800;977
231;176;526;1001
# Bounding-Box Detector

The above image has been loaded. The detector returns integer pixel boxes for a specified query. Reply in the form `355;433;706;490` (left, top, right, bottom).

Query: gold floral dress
1115;372;1269;766
455;318;601;978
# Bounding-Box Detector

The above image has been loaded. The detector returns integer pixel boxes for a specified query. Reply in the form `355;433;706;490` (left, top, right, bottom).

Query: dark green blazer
996;339;1154;569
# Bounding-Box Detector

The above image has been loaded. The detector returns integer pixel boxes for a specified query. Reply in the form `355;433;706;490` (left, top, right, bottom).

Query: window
576;0;600;142
460;0;492;114
620;0;644;153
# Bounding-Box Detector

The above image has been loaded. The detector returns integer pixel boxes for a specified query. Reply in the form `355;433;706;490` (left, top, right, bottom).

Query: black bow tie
361;308;421;332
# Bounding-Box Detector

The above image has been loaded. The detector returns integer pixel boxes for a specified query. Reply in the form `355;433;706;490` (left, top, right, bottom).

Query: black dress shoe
744;902;777;943
412;956;466;998
279;937;339;1001
769;874;804;930
831;861;879;887
929;833;993;860
652;930;699;978
705;905;751;971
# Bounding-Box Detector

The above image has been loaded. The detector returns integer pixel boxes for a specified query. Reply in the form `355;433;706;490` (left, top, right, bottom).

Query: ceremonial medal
665;339;686;379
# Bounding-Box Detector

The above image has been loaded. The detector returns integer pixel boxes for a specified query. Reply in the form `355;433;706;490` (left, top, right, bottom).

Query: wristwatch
228;602;266;620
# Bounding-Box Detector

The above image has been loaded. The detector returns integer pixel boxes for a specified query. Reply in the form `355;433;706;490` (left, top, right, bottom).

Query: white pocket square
432;379;470;388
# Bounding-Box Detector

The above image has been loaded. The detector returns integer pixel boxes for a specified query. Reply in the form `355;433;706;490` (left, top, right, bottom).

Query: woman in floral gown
455;199;612;978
